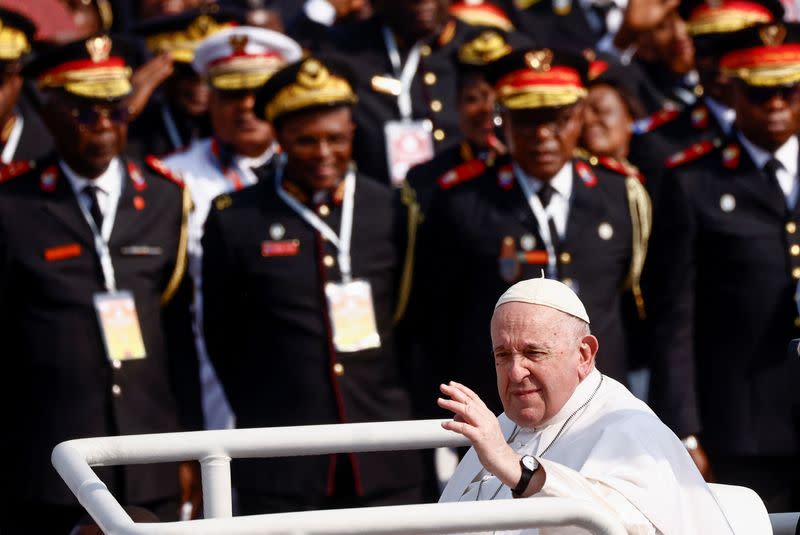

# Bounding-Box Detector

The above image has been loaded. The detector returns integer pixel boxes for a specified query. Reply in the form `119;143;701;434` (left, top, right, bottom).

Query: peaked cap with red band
450;1;515;31
24;34;137;100
720;22;800;86
680;0;783;36
487;47;588;109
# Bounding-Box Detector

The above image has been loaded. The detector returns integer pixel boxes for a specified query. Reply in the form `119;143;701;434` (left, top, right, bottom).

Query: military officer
127;6;244;157
406;28;517;217
0;8;53;163
628;0;784;203
202;56;425;514
164;26;302;431
645;22;800;510
415;48;651;416
321;0;500;185
0;36;202;533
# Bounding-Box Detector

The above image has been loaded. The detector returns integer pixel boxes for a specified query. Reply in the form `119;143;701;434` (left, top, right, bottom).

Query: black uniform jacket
0;155;201;505
644;134;800;456
415;155;644;415
201;169;424;499
323;17;487;183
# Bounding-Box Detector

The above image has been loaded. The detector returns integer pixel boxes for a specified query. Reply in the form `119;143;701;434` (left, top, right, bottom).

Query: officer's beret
23;34;137;100
254;56;358;123
720;22;800;86
132;6;246;63
486;47;589;109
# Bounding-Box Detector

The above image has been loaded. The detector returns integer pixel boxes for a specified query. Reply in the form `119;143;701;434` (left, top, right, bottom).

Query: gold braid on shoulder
393;181;423;324
160;185;193;305
624;176;652;319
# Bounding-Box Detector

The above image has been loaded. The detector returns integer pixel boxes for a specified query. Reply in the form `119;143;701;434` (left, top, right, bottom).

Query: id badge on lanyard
382;27;434;186
71;165;148;362
274;160;381;352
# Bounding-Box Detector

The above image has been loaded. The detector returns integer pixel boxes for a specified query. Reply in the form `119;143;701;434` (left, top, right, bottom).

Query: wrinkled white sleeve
533;458;658;535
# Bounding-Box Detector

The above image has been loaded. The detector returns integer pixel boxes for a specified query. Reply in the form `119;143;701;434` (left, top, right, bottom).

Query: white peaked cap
192;26;303;76
495;276;590;324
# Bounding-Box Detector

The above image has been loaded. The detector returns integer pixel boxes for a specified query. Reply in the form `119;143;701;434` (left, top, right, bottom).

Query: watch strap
512;455;536;498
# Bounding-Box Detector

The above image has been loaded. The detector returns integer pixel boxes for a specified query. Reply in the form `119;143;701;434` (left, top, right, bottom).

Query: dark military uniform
416;154;650;414
629;100;729;204
127;100;212;158
2;87;54;162
0;155;201;531
505;0;598;52
645;135;800;510
323;17;491;183
201;170;425;511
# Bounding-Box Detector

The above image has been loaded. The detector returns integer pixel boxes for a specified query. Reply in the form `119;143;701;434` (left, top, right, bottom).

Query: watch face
522;455;537;471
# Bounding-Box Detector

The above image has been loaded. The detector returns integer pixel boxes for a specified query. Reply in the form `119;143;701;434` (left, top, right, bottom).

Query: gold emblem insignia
85;35;112;63
760;24;787;46
215;194;232;211
229;34;249;54
297;58;330;89
526;49;553;72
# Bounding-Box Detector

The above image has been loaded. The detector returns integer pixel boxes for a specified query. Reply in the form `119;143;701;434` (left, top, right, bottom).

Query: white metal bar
200;455;232;518
51;419;628;535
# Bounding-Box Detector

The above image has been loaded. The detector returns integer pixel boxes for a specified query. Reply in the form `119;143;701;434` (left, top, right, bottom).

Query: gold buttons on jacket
559;252;572;265
787;221;797;234
111;384;122;397
323;255;335;267
424;72;437;85
333;363;345;376
793;267;800;280
792;245;800;256
433;129;445;142
420;45;432;57
431;100;442;112
318;204;330;217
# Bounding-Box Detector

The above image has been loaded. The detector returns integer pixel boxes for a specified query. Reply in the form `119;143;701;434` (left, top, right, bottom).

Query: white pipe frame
51;419;628;535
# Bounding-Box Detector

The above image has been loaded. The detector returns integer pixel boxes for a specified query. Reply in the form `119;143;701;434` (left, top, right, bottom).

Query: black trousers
710;455;800;513
238;454;425;516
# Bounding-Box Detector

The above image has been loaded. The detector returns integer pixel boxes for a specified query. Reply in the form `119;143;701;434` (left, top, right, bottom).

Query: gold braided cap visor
38;64;132;99
497;67;587;108
721;45;800;85
266;81;358;122
0;26;30;61
208;54;286;90
144;18;237;63
687;3;773;36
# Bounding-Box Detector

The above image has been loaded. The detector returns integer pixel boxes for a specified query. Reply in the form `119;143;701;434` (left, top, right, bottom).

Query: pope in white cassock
438;277;734;534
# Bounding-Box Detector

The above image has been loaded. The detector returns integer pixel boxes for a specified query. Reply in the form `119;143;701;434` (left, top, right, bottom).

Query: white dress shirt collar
737;131;798;178
513;160;573;201
61;157;123;198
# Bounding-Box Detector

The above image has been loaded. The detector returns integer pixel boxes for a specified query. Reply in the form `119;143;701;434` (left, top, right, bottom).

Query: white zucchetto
495;276;591;324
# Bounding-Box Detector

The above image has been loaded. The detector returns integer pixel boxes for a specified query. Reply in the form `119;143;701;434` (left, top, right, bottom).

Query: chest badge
499;236;521;283
270;223;286;240
598;222;614;240
261;239;300;257
133;195;145;211
720;193;736;213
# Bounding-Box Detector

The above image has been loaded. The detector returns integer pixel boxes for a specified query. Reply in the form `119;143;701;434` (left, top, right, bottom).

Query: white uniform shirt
62;157;123;219
440;370;734;534
738;132;800;209
164;138;277;430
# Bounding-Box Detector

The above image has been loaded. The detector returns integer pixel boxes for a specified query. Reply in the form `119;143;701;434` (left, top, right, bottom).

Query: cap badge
229;34;249;54
526;49;553;72
86;35;112;63
760;24;787;47
298;59;330;89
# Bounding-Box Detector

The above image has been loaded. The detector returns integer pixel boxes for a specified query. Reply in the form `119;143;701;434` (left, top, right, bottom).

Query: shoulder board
0;160;34;183
596;156;644;183
633;108;680;135
145;155;184;188
437;158;486;190
574;159;598;187
665;139;719;169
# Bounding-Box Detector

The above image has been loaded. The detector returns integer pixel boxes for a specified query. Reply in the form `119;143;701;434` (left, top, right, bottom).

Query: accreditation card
384;120;434;187
325;279;382;352
93;290;147;362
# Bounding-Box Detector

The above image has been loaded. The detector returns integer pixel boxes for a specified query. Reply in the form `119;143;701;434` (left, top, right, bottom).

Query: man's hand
126;53;174;121
438;381;521;489
179;461;203;520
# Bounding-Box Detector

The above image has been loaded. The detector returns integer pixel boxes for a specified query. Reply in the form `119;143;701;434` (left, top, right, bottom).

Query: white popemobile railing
52;419;629;535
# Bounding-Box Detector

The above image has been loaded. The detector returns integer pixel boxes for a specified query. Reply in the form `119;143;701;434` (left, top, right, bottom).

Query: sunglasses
70;105;130;126
742;83;800;105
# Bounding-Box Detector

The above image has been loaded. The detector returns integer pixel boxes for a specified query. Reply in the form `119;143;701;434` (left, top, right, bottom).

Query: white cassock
439;369;734;534
164;138;276;430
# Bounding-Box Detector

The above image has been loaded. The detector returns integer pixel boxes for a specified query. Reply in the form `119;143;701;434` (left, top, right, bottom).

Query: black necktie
83;185;104;229
537;183;556;209
537;183;562;265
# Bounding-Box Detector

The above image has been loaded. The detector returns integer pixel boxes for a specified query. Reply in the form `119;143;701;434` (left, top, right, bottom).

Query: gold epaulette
145;155;185;188
160;185;192;306
624;177;653;319
437;158;487;190
664;139;719;169
0;160;34;183
393;181;423;325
